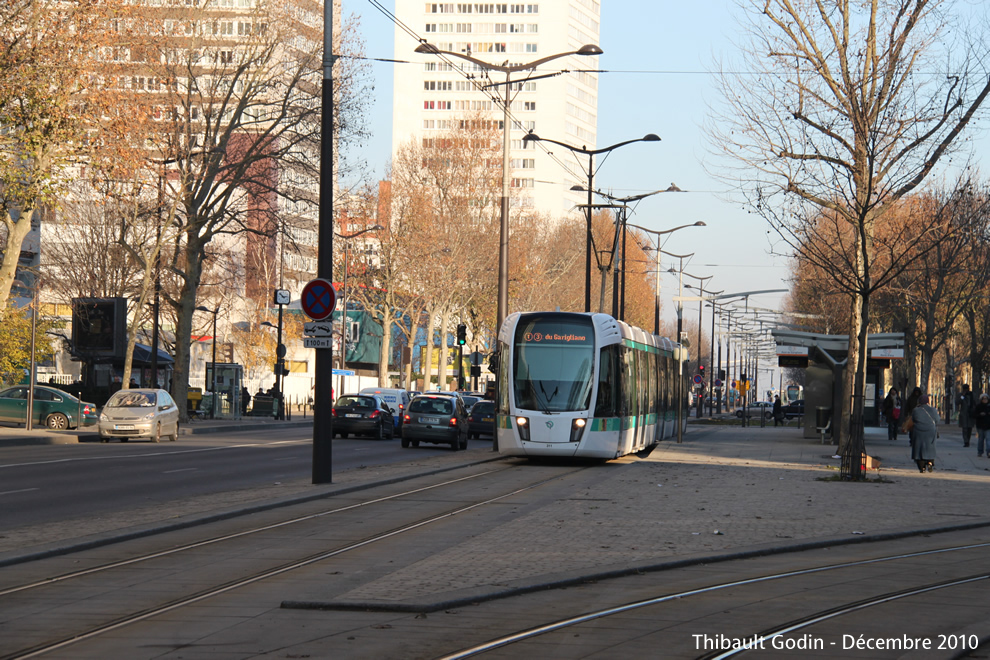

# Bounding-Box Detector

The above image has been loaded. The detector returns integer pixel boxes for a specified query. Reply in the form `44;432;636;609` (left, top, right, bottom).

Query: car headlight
100;412;109;422
143;412;156;421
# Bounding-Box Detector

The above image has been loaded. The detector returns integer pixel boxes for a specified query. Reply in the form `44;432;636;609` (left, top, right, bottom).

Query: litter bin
815;407;832;442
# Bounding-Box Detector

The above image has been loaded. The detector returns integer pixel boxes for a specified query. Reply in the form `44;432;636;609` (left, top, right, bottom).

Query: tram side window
595;345;618;417
623;346;637;419
496;341;510;413
648;352;657;416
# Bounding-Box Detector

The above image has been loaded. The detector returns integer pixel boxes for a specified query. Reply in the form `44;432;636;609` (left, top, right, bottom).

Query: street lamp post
574;185;685;321
523;131;661;313
627;221;705;333
334;224;384;396
414;42;602;330
684;276;717;419
195;306;219;419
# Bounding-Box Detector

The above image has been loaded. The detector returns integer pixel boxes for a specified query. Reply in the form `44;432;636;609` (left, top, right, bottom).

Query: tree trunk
378;311;392;387
0;207;36;309
171;232;208;423
438;311;451;390
839;294;859;456
422;308;436;391
403;312;421;390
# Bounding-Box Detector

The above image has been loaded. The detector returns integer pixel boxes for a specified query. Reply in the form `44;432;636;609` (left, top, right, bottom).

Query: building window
523;101;536;111
525;43;537;53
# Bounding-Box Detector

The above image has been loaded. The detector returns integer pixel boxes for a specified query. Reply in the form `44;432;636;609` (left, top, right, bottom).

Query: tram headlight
570;418;587;444
515;416;530;441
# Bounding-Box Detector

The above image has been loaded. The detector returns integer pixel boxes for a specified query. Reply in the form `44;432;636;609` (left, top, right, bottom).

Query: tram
493;311;690;460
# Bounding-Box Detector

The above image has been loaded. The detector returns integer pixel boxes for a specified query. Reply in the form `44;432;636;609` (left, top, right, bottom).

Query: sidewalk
289;420;990;610
0;417;312;446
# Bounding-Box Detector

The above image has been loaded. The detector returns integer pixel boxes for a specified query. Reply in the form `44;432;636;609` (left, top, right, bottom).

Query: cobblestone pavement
5;420;988;603
323;422;990;606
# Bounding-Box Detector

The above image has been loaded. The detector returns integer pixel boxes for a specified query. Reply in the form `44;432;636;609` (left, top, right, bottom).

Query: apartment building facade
392;0;602;221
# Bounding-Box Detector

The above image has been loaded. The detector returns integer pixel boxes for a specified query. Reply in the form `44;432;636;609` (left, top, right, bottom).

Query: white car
99;388;180;443
735;401;774;419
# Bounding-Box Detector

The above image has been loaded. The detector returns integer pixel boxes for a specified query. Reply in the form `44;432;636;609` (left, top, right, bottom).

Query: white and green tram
494;311;690;460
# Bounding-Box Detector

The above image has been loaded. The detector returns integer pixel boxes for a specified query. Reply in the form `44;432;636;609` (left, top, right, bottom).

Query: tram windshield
513;315;594;412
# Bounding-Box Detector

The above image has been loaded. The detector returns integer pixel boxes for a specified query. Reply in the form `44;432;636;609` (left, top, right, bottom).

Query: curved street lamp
627;221;706;334
523;131;661;312
572;184;687;319
414;41;603;330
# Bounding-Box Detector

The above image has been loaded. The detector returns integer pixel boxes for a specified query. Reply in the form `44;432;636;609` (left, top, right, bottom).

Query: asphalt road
0;427;492;531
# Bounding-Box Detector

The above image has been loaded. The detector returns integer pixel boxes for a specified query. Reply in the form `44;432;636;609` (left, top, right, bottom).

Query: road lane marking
0;439;310;470
0;488;40;496
162;468;198;474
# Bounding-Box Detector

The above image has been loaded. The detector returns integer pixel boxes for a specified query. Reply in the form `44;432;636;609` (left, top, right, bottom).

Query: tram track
1;461;592;660
437;540;990;660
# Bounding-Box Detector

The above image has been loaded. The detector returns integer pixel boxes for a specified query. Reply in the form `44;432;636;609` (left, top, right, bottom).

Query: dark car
467;400;495;439
0;385;98;429
781;399;805;419
401;394;468;450
331;394;395;440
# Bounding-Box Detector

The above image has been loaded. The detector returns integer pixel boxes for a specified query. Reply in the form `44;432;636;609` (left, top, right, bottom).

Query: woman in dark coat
910;393;939;473
902;386;922;443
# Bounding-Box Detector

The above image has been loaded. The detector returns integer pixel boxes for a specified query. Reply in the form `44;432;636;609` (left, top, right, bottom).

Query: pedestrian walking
974;393;990;457
902;386;922;444
881;387;901;441
907;393;939;473
772;395;783;426
958;383;975;447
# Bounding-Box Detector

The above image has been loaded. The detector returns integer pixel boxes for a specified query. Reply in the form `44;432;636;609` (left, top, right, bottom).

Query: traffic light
718;369;726;380
456;324;467;346
699;364;705;377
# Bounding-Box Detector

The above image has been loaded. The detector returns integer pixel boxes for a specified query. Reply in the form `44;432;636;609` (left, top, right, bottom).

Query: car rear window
337;396;375;408
107;392;156;408
409;398;453;414
472;401;495;414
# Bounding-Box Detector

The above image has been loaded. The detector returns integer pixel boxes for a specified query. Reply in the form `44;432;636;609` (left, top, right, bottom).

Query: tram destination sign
519;318;593;345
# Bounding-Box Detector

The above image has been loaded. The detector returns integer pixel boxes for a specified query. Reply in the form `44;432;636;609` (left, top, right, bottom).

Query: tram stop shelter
771;330;905;440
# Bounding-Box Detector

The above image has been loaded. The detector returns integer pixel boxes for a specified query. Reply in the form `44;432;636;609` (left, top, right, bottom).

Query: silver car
99;389;180;443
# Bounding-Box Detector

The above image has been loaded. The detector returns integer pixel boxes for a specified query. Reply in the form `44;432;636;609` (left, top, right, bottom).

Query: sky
337;0;990;361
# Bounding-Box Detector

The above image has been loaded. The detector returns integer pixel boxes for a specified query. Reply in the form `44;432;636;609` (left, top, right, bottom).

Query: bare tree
709;0;990;468
0;0;128;311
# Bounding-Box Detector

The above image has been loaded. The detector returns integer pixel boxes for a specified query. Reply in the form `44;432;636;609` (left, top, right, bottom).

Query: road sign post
303;278;337;485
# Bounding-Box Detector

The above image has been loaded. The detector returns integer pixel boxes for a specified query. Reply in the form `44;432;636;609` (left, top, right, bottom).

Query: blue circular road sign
301;278;336;321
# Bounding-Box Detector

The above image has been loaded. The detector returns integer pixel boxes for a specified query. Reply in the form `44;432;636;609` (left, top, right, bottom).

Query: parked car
99;388;180;442
467;400;496;439
735;401;773;419
781;399;805;419
332;394;395;440
358;387;411;434
401;394;468;450
0;385;98;429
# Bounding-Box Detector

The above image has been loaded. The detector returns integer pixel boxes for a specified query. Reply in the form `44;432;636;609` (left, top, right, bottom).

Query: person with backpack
882;387;901;441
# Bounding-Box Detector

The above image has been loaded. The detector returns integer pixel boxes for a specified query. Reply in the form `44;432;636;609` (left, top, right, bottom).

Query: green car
0;385;99;430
